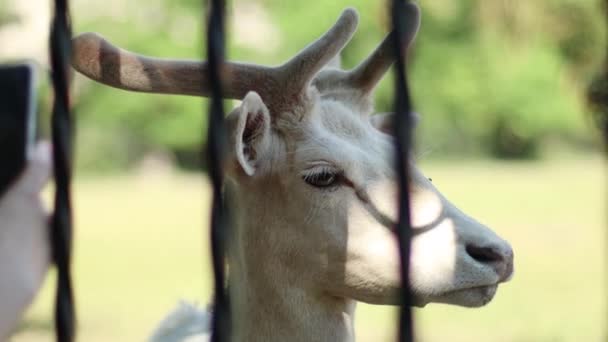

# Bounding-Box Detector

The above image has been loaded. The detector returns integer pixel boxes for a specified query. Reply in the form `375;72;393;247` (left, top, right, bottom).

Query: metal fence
48;0;418;341
49;0;75;340
203;0;415;340
41;0;608;341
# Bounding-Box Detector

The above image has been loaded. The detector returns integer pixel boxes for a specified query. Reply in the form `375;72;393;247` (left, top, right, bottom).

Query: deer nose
465;243;514;282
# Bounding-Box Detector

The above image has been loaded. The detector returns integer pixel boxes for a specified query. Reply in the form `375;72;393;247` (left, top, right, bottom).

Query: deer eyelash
301;164;339;178
301;165;343;189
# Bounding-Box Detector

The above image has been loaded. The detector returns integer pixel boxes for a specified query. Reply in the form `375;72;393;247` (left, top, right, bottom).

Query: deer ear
370;112;419;134
231;92;271;176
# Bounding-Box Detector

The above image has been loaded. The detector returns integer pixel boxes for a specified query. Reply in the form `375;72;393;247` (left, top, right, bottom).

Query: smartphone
0;62;37;198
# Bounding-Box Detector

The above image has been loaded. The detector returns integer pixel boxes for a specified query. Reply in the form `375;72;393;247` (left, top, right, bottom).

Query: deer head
71;4;513;310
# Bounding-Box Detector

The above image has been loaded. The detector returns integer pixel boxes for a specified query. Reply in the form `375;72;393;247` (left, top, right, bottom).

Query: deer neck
227;197;357;342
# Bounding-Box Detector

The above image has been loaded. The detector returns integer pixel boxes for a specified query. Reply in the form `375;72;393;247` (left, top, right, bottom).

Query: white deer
71;4;513;342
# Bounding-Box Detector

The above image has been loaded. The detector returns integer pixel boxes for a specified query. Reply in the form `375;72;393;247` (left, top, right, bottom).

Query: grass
11;156;606;341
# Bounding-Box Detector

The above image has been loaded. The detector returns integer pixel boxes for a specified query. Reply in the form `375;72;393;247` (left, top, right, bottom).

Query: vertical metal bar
206;0;230;341
391;0;414;341
49;0;76;341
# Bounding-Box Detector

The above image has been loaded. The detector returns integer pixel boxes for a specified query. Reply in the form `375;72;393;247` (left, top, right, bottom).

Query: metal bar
49;0;76;341
391;0;414;341
206;0;231;341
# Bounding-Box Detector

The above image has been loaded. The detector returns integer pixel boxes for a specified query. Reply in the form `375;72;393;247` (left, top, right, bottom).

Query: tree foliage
68;0;605;170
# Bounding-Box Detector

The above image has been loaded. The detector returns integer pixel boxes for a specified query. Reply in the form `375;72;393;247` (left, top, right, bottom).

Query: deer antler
314;2;420;95
71;32;274;99
72;9;358;114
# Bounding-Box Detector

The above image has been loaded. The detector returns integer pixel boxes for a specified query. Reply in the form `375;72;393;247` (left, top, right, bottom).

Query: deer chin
414;284;500;308
438;284;499;307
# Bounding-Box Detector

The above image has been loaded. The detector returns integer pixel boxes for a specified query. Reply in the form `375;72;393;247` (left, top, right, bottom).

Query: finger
15;141;52;195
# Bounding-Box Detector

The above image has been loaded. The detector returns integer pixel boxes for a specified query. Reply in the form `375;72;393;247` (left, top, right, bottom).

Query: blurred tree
411;0;604;158
69;0;606;170
587;0;608;147
0;0;18;26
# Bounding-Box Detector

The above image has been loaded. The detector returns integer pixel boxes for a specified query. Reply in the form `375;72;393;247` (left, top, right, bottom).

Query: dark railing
391;1;415;341
46;0;416;341
49;0;76;341
204;1;415;342
206;0;231;342
43;0;608;341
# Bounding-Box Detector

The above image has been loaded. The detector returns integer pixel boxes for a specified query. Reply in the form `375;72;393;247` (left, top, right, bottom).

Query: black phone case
0;64;35;197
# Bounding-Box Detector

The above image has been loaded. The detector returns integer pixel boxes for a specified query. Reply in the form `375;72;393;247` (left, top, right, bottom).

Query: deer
70;3;514;342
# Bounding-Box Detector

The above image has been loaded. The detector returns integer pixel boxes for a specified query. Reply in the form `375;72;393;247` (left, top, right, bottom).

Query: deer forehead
287;100;394;179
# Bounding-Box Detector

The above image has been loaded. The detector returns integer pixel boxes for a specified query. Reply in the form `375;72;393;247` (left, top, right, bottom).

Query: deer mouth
411;283;500;308
436;284;500;307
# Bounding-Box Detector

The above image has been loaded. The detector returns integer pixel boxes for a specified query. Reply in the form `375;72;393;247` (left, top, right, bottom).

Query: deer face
225;87;513;308
71;4;513;308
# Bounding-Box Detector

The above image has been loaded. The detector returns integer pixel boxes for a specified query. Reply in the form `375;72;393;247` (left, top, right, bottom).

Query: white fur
149;302;210;342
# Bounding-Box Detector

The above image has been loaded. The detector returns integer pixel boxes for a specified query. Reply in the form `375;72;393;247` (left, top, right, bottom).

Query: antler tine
71;32;275;100
349;2;420;93
314;3;420;95
278;8;358;97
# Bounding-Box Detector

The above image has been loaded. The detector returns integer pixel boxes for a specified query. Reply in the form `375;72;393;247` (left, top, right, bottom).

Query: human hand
0;142;52;338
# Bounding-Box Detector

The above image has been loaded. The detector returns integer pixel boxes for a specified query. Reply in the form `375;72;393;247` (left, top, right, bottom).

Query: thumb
15;141;52;195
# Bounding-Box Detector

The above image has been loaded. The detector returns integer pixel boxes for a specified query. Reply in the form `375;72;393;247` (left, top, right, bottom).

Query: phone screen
0;63;37;197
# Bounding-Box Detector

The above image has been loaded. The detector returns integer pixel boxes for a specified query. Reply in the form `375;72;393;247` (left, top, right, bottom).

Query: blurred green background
1;0;607;341
19;0;608;169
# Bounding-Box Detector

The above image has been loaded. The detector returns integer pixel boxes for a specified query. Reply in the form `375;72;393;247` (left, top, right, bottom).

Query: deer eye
302;168;342;189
